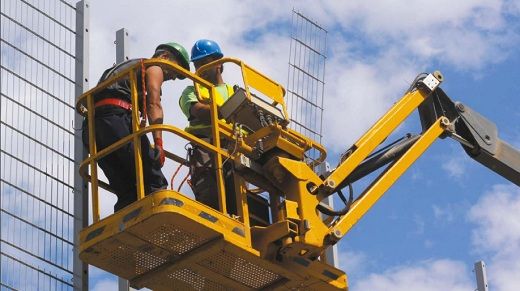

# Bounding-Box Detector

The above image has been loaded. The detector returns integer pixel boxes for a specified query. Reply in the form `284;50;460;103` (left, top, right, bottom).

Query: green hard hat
155;42;190;77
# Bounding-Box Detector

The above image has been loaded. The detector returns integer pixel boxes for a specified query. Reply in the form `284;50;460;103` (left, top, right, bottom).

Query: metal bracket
115;28;130;64
420;72;442;92
455;102;497;151
474;261;489;291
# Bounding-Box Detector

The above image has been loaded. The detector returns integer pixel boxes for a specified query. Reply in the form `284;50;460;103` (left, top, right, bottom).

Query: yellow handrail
76;59;211;117
194;57;289;124
76;57;324;224
193;57;328;166
76;59;228;222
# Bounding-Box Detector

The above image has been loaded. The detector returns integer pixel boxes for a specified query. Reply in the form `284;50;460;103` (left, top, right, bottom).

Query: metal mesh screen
0;0;82;289
286;10;327;167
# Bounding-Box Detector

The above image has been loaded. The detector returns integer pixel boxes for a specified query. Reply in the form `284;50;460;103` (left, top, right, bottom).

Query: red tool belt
94;98;132;110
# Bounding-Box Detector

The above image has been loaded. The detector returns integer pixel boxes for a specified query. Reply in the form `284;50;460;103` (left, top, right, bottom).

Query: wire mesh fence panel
286;10;327;169
1;0;82;289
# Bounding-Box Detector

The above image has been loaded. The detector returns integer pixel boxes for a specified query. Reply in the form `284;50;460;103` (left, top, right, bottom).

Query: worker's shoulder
181;85;196;96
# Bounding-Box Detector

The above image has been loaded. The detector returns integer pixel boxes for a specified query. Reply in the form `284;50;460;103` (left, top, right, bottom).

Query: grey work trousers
189;139;237;215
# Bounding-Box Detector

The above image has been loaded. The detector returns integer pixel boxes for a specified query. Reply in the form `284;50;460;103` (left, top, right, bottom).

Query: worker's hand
154;137;165;167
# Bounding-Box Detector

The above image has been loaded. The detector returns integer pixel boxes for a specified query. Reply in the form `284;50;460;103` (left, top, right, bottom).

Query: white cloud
322;51;418;152
441;150;474;179
321;0;515;71
90;278;118;291
318;1;519;152
327;0;504;34
352;259;473;291
468;184;520;291
469;184;520;253
506;0;520;14
338;249;369;281
442;157;466;178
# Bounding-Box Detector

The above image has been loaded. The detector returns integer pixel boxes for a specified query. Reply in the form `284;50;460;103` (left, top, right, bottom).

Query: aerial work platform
76;58;346;290
76;57;520;290
79;191;346;290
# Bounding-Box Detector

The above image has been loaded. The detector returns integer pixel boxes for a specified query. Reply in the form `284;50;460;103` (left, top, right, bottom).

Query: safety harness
94;59;149;126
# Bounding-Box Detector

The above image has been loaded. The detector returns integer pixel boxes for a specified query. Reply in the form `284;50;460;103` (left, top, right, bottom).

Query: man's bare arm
145;65;164;141
190;101;212;123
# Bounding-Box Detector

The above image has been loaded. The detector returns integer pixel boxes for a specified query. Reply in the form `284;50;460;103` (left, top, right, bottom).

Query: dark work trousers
82;107;168;211
189;138;237;215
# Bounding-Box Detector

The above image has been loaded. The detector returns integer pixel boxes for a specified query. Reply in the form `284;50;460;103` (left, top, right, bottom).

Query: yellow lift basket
76;58;346;290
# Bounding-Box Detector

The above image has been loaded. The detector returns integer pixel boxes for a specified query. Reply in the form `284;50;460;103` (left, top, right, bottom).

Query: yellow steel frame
129;72;145;201
330;117;449;238
77;51;450;291
270;76;449;259
194;57;289;122
76;57;313;223
76;58;227;222
320;87;436;198
79;190;346;290
77;57;346;290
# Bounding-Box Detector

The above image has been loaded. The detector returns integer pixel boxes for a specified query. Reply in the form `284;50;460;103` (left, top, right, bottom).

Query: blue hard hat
190;39;224;62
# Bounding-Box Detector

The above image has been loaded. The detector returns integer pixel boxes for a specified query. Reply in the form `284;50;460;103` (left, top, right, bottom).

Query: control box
219;87;288;131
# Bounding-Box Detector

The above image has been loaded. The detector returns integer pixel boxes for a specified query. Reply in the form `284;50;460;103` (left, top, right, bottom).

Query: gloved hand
154;137;165;167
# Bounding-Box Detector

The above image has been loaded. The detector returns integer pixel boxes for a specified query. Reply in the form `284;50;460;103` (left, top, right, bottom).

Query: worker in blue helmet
179;39;237;215
190;39;224;62
180;39;233;134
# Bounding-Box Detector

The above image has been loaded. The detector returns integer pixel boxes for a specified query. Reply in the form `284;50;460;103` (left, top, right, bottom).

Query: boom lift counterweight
76;59;520;290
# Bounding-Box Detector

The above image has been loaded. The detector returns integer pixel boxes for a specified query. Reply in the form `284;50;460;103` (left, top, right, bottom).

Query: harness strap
94;98;132;110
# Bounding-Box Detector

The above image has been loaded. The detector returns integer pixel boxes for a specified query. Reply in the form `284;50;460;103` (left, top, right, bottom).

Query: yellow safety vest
186;84;234;137
197;84;234;107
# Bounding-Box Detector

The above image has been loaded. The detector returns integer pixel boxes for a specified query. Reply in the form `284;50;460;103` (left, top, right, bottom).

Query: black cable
366;133;412;160
406;72;429;93
316;183;354;216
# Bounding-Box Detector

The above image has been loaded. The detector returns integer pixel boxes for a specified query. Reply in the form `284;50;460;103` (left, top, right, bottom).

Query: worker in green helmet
82;42;190;212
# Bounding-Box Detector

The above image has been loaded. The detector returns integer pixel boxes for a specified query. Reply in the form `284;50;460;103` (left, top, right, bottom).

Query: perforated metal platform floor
79;191;347;290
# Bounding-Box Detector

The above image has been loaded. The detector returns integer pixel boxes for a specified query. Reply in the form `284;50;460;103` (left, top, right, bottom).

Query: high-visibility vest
197;84;234;107
185;84;234;137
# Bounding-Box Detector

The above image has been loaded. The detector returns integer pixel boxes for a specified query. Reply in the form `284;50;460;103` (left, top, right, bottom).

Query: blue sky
86;1;520;290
